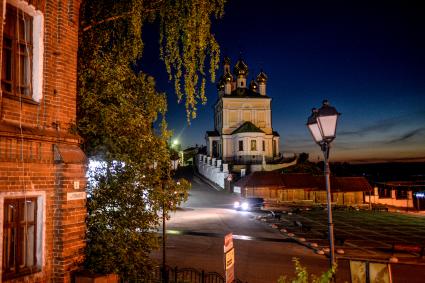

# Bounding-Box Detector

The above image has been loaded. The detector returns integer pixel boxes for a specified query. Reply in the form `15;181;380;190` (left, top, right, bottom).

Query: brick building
0;0;87;282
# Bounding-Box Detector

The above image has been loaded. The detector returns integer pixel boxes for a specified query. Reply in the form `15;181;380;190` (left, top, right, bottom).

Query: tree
297;152;309;164
282;153;321;175
77;0;226;278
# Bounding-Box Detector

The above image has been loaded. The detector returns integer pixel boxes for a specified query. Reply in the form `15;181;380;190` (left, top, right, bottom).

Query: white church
205;57;281;164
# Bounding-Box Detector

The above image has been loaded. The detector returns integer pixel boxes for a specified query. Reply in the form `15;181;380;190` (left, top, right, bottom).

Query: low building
234;172;372;205
365;181;425;210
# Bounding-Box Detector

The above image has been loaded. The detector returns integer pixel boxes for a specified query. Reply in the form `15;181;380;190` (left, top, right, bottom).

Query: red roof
234;171;285;189
327;177;373;192
281;173;318;188
234;171;372;192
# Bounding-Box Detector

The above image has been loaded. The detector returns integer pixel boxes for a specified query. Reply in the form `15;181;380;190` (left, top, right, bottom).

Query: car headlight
241;202;249;210
234;201;240;208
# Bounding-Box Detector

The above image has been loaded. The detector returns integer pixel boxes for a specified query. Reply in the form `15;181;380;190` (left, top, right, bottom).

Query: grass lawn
283;210;425;249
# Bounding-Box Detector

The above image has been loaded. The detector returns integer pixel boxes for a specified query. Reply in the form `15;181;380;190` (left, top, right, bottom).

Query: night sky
141;0;425;163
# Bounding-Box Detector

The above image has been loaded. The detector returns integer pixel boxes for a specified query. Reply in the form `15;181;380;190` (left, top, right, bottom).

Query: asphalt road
151;168;330;283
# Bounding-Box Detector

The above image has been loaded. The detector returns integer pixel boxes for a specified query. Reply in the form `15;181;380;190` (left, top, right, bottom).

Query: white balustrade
216;160;222;168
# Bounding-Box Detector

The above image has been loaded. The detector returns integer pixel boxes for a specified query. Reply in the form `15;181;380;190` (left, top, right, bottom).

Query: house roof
235;171;285;189
328;177;373;192
206;130;220;137
281;173;318;188
375;181;425;188
232;121;264;135
234;171;373;193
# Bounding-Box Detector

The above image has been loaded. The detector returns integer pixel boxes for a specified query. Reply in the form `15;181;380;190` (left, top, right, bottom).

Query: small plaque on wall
67;192;86;201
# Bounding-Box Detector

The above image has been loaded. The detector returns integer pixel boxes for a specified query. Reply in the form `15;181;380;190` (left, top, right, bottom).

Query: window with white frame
2;0;44;102
2;198;40;280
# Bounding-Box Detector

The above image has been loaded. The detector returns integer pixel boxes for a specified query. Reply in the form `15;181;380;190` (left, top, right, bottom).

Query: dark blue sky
141;0;425;163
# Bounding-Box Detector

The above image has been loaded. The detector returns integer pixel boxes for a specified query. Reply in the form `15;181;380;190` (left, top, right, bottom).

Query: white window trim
0;191;46;280
3;0;44;102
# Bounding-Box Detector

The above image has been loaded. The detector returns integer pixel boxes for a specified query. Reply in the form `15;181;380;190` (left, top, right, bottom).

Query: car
233;197;264;211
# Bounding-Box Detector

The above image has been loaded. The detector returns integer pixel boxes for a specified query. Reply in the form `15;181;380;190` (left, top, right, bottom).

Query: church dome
249;79;258;91
233;59;249;77
223;71;233;82
217;77;225;90
256;71;268;83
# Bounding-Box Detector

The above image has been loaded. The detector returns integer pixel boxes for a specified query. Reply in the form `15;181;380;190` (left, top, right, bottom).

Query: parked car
234;197;264;211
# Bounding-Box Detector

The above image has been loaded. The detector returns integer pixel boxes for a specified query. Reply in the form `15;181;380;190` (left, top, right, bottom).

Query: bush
278;258;336;283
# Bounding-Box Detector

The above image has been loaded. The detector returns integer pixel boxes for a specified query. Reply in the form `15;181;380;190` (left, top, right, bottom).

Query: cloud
339;110;425;137
346;156;425;164
386;127;425;144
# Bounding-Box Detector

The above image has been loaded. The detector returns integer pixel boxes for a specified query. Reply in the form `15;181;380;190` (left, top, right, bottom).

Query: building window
2;4;33;98
3;198;39;280
2;1;44;102
396;189;408;200
262;140;265;151
251;140;257;151
378;187;392;199
238;140;243;151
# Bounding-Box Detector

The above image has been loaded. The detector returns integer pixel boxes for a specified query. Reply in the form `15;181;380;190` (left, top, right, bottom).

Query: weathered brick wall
0;0;80;130
0;0;86;282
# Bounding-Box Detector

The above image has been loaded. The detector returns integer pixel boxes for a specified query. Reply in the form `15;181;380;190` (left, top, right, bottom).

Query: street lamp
172;139;179;147
306;100;340;269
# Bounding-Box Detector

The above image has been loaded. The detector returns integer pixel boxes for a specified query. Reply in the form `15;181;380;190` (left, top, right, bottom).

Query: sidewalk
193;170;224;192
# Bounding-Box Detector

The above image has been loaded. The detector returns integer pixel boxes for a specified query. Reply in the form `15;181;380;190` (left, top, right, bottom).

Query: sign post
224;233;235;283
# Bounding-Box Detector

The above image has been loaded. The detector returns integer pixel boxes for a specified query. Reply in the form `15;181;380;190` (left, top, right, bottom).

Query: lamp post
306;100;340;269
162;182;167;283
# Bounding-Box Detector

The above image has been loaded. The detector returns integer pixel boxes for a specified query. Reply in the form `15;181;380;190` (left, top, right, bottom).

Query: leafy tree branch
77;0;226;277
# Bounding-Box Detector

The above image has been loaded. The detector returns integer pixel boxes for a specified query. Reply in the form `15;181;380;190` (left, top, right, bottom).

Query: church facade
206;58;280;164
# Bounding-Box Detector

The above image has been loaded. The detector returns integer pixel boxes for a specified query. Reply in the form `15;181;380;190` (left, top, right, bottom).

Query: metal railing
120;266;246;283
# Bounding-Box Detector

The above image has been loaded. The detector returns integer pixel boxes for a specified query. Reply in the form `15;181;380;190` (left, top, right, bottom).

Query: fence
120;266;246;283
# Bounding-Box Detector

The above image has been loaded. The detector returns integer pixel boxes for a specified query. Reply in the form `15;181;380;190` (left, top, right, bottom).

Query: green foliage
78;0;222;277
159;0;225;120
80;0;226;122
278;258;336;283
85;161;190;277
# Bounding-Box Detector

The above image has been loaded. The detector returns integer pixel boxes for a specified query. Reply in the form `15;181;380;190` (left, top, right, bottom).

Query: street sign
224;233;233;253
224;233;235;283
225;248;234;269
